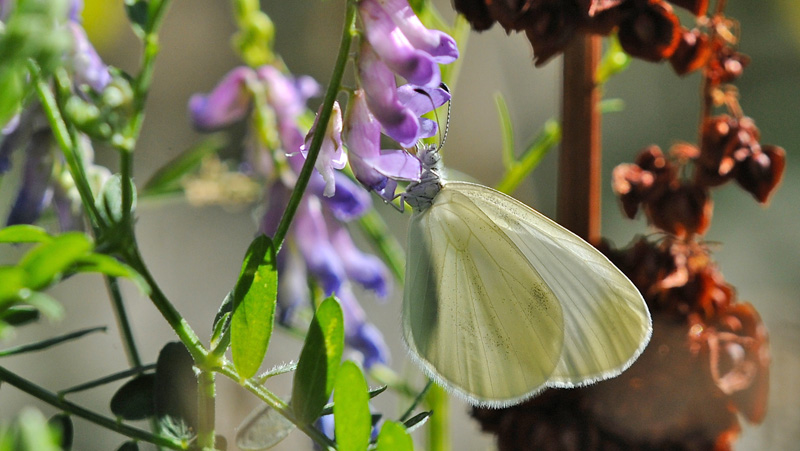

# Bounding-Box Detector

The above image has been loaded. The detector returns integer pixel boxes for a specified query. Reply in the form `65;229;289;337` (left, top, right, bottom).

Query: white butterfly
401;145;652;407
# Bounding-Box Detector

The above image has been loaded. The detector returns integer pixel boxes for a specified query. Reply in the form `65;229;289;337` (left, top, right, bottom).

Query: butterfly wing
404;187;565;407
449;182;652;386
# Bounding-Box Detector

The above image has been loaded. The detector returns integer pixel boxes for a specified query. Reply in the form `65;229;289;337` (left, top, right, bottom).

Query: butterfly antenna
413;83;452;151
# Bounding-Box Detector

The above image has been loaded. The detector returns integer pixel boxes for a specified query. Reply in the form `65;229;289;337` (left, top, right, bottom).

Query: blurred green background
0;0;797;449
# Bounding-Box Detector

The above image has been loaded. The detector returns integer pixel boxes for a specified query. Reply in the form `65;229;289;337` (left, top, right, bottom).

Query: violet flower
67;0;111;92
353;0;457;149
344;89;422;201
188;67;255;131
193;65;391;368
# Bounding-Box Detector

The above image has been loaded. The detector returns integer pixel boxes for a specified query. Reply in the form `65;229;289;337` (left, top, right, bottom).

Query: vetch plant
0;0;784;450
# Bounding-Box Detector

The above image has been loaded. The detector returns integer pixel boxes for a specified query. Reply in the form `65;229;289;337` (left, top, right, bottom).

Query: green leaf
333;361;371;451
235;405;295;450
110;374;156;420
231;235;278;379
0;225;52;244
493;93;515;170
141;136;226;196
0;326;105;358
20;291;63;321
124;0;149;37
14;408;62;451
47;414;73;450
291;296;345;424
0;306;39;327
0;267;26;303
154;342;197;431
115;441;139;451
375;421;413;451
596;33;631;85
0;68;26;127
402;411;431;433
18;232;93;290
72;253;149;295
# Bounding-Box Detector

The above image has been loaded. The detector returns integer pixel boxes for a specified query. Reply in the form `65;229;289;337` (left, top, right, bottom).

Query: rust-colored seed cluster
453;0;712;68
462;1;782;448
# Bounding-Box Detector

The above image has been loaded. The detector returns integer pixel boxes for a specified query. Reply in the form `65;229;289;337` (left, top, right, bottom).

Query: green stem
122;243;207;364
106;277;143;367
494;119;561;195
31;65;103;229
0;365;186;449
426;384;450;451
272;0;357;251
196;369;216;450
217;362;337;450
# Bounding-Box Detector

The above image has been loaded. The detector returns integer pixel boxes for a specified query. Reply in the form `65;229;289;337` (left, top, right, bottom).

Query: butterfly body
402;146;652;407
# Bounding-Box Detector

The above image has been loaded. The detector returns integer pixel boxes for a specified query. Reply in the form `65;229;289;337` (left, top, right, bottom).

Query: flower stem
272;0;357;251
121;243;207;364
0;365;186;449
196;369;216;450
31;65;103;229
105;276;143;367
558;34;602;242
426;384;450;451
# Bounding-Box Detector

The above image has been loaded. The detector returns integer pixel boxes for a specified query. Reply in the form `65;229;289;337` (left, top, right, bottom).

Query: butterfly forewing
404;187;565;406
450;182;652;386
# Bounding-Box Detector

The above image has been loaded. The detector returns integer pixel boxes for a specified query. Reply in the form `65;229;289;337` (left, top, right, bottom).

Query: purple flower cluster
189;66;390;368
0;0;112;229
345;0;458;201
187;0;459;368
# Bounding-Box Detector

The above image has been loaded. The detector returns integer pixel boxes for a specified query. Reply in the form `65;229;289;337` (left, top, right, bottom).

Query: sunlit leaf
333;361;371;451
18;233;92;290
72;253;149;295
231;235;278;379
0;225;52;244
291;296;344;424
375;421;413;451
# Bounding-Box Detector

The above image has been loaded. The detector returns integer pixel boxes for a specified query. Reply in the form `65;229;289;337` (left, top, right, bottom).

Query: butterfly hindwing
450;182;652;386
403;186;565;406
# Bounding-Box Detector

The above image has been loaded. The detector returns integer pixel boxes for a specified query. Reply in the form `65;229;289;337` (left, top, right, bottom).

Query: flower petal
188;67;255;131
359;0;440;87
302;102;346;197
378;0;459;63
294;197;345;295
328;219;391;298
357;43;421;147
68;23;111;92
7;130;55;226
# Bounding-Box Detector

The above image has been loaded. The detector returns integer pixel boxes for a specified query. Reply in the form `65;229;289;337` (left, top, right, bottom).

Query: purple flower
68;23;112;92
292;196;346;295
300;102;347;198
189;67;255;131
338;286;390;367
344;89;422;200
6;129;54;226
359;0;453;87
356;42;452;148
67;0;111;92
327;217;391;298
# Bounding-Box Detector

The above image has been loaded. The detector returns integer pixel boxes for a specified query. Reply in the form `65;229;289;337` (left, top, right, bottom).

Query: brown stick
557;34;602;243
